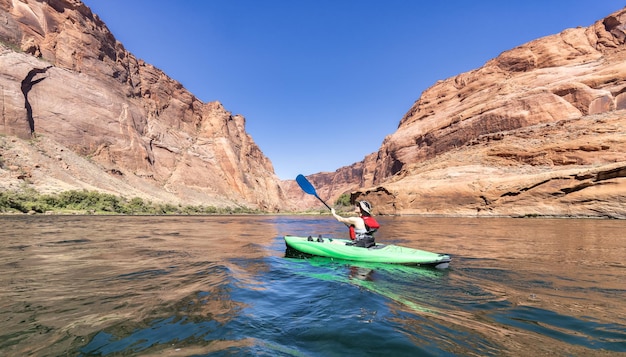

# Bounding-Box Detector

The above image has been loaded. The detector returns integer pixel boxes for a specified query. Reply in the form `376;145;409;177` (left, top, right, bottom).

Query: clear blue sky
81;1;621;180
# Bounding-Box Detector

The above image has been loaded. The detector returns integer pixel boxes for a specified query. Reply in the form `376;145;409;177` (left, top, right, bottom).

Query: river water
0;215;624;356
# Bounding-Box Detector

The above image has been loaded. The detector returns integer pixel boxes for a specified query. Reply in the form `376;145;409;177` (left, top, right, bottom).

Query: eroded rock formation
2;1;625;217
290;8;626;218
0;0;285;210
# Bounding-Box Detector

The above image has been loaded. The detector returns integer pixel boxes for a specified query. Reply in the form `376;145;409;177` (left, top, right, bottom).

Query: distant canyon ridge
1;1;625;218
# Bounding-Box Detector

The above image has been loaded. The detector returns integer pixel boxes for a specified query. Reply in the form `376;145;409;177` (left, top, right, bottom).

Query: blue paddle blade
296;174;332;210
296;174;317;195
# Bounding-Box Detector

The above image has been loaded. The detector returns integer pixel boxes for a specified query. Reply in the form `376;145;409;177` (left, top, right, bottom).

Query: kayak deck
284;235;451;268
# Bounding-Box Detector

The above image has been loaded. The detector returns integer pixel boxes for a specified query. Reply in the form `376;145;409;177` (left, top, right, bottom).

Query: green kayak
284;235;451;269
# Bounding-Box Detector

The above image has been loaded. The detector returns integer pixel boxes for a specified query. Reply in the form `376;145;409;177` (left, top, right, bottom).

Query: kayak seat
307;236;313;241
368;244;386;250
354;236;375;248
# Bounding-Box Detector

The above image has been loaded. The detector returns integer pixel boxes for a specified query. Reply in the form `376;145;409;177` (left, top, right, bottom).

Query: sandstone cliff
290;8;626;218
0;0;285;210
2;1;625;217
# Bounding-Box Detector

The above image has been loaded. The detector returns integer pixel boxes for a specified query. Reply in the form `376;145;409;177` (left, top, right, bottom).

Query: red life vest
363;216;380;231
349;216;380;240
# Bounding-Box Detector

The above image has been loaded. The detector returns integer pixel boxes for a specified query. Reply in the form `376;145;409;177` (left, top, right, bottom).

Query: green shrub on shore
335;193;351;207
0;189;257;215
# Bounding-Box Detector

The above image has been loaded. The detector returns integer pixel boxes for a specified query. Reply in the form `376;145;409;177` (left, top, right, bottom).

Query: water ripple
1;216;624;356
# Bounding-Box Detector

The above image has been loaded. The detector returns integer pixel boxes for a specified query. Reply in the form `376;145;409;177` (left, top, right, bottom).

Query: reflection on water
0;215;624;356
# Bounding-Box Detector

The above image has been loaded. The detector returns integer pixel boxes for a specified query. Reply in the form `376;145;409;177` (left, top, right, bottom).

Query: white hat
358;201;372;214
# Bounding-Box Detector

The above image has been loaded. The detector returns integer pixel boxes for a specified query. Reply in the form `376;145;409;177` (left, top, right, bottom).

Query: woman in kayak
331;201;380;248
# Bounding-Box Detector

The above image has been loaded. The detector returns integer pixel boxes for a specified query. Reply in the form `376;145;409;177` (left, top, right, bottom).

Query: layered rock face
293;8;626;218
0;0;285;210
2;1;625;217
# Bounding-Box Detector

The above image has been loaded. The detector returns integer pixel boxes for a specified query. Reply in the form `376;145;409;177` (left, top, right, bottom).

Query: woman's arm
331;209;365;230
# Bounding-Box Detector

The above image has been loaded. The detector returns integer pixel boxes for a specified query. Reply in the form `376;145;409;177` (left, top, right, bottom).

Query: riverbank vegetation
0;188;259;215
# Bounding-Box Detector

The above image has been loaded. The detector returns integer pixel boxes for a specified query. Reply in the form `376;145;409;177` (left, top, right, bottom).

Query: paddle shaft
315;195;332;210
